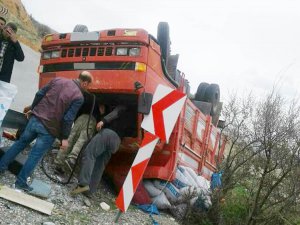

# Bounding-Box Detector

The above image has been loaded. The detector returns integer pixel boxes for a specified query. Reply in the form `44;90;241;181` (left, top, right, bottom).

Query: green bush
221;186;249;225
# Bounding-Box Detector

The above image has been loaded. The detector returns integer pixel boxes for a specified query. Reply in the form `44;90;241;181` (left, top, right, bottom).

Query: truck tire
195;82;209;101
157;22;170;63
204;83;220;116
73;24;88;32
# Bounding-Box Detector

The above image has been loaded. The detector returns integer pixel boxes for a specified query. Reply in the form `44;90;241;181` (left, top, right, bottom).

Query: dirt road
10;43;40;112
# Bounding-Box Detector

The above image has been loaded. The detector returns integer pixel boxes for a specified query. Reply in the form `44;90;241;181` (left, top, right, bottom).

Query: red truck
38;22;226;182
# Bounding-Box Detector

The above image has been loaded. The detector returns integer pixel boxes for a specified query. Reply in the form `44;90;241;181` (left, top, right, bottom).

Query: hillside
0;0;55;51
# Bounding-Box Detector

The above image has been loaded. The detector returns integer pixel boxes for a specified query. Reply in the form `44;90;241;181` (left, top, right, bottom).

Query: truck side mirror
138;92;153;115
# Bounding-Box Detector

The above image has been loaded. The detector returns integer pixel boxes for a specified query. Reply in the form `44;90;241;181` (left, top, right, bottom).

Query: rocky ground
0;137;180;225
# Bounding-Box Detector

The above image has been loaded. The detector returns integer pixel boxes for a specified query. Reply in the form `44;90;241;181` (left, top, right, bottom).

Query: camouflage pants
54;114;96;167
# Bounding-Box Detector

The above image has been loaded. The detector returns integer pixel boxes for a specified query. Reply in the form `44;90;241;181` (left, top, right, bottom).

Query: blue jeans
0;116;55;186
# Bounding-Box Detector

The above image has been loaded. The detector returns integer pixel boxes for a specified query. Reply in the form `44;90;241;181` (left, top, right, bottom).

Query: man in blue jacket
0;71;93;191
0;22;24;83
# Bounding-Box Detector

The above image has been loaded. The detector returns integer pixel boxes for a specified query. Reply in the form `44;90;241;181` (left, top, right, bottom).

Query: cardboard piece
29;179;52;199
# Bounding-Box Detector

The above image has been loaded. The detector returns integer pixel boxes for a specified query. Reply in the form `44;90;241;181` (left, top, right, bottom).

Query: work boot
82;190;95;199
70;185;90;195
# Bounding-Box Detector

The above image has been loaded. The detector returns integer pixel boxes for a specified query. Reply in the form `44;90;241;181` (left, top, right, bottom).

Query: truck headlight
42;52;51;59
51;50;60;58
116;48;128;56
129;48;140;56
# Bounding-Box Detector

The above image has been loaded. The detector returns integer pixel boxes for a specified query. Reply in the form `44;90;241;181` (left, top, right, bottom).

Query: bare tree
209;90;300;225
245;92;300;225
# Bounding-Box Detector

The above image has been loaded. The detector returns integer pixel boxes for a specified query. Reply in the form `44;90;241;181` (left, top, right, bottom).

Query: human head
78;71;93;90
5;22;17;32
98;104;106;115
0;17;6;31
2;22;18;39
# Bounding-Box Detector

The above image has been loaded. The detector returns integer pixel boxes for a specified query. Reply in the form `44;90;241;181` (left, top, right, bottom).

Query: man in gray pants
71;105;126;196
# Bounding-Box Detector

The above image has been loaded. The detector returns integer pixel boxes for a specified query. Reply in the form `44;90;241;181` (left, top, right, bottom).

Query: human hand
5;27;17;43
25;110;32;119
23;105;31;113
96;121;104;131
60;139;69;150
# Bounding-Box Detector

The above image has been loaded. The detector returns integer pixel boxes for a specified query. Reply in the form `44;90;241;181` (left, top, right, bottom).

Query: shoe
82;190;94;199
64;158;75;172
70;185;90;195
14;182;33;192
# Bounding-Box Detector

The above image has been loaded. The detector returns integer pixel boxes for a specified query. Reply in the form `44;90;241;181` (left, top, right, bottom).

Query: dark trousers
78;128;121;193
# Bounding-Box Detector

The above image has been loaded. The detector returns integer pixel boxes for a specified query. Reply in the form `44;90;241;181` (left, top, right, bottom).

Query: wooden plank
0;185;54;215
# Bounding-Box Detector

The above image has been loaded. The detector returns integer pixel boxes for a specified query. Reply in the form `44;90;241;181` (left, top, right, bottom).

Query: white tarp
0;81;17;127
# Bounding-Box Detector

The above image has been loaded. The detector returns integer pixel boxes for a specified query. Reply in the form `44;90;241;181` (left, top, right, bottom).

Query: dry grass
1;0;42;51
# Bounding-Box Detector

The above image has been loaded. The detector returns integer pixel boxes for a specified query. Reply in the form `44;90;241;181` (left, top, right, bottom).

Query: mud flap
138;92;153;115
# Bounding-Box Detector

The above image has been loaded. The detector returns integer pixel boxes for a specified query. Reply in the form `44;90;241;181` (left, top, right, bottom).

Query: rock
42;222;55;225
83;199;91;207
100;202;110;211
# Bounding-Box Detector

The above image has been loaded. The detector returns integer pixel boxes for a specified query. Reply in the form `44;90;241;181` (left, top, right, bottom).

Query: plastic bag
172;167;190;189
144;179;161;197
0;81;17;127
152;192;171;209
153;180;181;203
178;166;198;187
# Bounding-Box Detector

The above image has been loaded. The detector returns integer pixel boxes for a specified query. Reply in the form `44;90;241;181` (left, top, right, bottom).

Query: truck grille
59;46;117;58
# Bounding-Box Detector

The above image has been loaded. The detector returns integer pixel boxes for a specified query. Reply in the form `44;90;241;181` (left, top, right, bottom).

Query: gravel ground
0;137;180;225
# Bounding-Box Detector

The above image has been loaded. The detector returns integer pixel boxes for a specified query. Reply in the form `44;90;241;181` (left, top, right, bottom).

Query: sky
21;0;300;103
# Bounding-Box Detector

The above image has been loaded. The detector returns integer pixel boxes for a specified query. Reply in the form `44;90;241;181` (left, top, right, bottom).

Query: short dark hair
0;17;6;24
6;22;18;33
78;71;92;83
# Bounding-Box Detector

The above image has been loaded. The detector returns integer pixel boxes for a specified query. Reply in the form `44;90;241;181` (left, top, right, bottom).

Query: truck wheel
73;24;88;32
204;84;220;116
157;22;170;63
195;82;209;101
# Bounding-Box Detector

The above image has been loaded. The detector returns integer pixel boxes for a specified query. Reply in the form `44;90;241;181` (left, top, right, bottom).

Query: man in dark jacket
70;105;127;196
0;71;93;191
0;22;24;83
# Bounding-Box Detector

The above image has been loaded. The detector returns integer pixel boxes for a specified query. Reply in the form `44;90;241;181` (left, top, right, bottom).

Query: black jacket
0;40;25;83
102;105;127;138
76;91;102;122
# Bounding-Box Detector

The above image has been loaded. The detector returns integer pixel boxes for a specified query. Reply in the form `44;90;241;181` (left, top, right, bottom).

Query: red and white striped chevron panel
115;132;159;212
115;84;187;212
141;84;186;142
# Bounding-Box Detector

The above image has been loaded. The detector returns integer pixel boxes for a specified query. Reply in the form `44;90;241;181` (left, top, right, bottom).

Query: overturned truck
38;22;226;185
